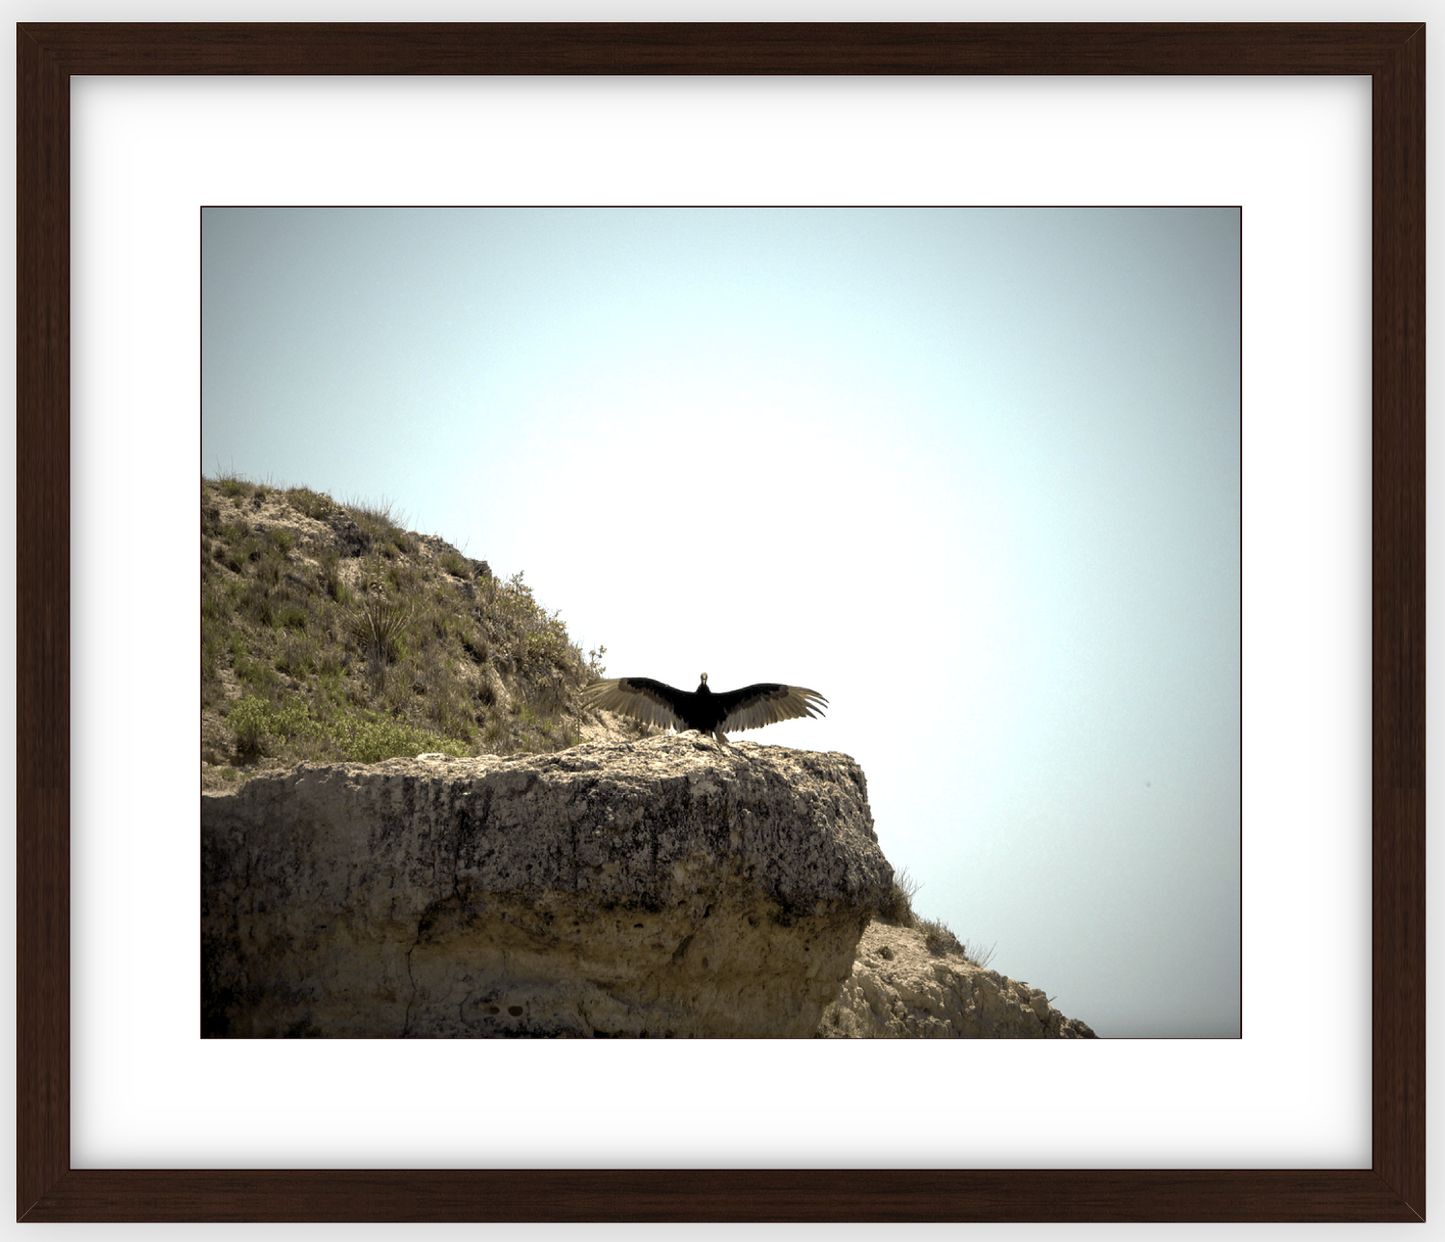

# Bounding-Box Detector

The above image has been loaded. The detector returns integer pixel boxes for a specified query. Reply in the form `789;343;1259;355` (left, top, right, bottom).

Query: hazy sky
202;206;1241;1038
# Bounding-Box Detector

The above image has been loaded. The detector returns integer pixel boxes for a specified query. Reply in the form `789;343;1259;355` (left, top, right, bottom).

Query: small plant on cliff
919;916;965;958
871;867;994;967
875;866;922;925
959;938;998;970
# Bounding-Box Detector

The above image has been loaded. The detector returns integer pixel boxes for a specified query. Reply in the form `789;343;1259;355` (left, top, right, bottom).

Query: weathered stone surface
817;921;1097;1038
202;734;893;1038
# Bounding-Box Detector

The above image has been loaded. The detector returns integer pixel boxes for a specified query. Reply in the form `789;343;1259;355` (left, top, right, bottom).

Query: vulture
583;672;827;743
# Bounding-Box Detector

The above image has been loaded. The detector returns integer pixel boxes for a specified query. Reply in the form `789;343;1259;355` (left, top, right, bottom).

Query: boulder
202;734;893;1038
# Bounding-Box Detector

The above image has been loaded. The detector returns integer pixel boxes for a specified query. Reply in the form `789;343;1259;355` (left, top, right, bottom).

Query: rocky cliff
817;921;1097;1038
202;734;893;1038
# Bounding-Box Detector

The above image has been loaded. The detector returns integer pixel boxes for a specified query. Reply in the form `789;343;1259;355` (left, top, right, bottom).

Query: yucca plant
346;591;413;665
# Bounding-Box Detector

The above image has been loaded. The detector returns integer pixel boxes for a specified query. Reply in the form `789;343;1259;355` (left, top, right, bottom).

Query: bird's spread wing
582;677;689;731
714;684;828;734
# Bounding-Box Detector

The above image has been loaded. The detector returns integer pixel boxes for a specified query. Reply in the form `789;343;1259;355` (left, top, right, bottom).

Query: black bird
583;672;827;743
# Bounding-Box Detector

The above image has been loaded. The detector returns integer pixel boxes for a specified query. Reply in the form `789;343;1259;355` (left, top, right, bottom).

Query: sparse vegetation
225;693;470;765
873;865;995;967
919;916;965;958
286;486;334;520
201;473;611;783
960;938;998;970
876;865;923;925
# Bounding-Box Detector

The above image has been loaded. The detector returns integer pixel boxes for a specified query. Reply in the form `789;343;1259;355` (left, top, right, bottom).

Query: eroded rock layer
202;735;893;1038
817;921;1097;1038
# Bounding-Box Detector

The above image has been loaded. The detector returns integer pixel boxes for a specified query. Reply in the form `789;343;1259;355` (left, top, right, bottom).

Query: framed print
16;23;1423;1222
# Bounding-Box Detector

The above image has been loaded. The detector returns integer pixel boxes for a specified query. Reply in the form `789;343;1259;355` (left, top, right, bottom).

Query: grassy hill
201;473;646;790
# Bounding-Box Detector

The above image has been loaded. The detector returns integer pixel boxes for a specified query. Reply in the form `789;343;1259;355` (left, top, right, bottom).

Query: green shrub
523;631;569;670
331;707;467;764
225;698;310;756
278;603;309;631
287;487;334;519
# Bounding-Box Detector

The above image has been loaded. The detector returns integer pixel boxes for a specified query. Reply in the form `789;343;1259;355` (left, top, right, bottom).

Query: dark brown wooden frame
16;23;1423;1223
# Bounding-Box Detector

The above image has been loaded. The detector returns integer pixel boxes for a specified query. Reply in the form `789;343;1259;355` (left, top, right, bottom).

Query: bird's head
697;672;710;695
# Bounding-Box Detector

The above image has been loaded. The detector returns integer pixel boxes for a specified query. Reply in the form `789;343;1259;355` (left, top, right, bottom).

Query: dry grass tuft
875;866;922;925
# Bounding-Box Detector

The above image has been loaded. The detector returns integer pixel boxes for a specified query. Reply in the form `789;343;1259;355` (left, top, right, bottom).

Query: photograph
200;205;1240;1041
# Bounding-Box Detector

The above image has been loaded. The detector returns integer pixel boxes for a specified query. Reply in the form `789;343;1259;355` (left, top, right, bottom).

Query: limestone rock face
202;735;893;1038
817;921;1097;1038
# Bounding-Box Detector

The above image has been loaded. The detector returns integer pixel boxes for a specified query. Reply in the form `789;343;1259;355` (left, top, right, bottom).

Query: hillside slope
201;475;646;791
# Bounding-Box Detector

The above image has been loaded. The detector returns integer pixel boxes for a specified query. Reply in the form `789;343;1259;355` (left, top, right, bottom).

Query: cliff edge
202;734;893;1038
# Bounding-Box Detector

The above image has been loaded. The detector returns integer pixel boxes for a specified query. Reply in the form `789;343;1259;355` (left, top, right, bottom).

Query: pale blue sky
203;206;1240;1037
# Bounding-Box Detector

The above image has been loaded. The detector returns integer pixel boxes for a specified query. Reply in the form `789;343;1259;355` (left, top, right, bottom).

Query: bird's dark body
621;677;771;733
583;673;827;742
